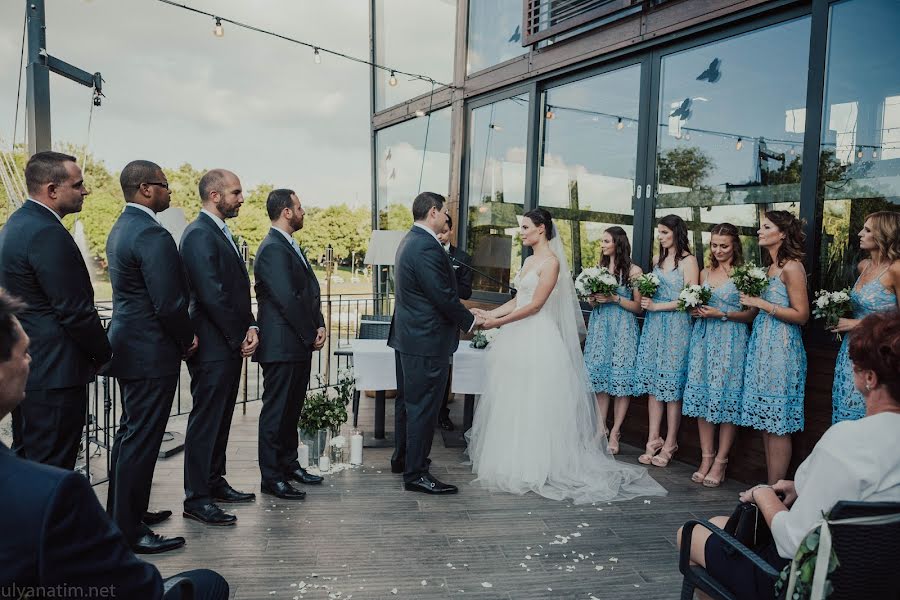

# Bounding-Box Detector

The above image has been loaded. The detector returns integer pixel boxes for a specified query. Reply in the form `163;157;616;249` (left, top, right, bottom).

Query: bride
465;208;666;503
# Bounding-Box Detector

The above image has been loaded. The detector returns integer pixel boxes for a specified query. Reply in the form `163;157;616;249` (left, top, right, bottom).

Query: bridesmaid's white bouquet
731;263;769;306
470;329;498;349
575;267;619;299
813;288;852;340
677;284;712;311
631;272;661;297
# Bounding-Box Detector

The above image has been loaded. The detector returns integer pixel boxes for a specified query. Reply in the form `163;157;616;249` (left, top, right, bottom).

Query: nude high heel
703;458;729;488
650;444;678;467
637;438;664;465
607;432;621;455
691;453;716;484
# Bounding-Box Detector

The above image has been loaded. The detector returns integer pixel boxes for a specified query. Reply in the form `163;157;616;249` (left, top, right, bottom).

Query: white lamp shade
364;229;408;266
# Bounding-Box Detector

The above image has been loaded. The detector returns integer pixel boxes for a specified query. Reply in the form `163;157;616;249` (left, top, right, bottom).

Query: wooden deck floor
92;399;742;600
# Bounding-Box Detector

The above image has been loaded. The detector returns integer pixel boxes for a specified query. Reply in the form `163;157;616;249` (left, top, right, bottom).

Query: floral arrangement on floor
677;284;712;311
813;288;852;340
470;329;498;349
631;272;661;297
731;263;769;306
298;369;356;437
575;267;619;300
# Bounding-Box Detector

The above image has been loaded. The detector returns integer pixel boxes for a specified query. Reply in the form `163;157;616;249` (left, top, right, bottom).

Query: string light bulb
616;117;624;131
857;146;864;159
545;110;555;120
313;48;321;64
388;71;398;87
415;109;426;118
735;137;743;151
213;17;224;38
872;148;878;159
684;132;691;141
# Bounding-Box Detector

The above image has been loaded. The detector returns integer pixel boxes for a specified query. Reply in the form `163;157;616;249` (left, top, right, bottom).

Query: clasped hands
470;308;498;330
738;479;797;507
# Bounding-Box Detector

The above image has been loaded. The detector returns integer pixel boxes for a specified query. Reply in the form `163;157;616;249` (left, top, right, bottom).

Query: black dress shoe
287;468;323;485
212;485;256;503
404;474;458;495
132;530;186;554
438;415;455;431
391;457;431;474
182;503;237;526
262;479;307;500
142;509;172;526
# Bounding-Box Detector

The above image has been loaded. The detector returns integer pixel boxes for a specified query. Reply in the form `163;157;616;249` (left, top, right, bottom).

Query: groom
388;192;482;494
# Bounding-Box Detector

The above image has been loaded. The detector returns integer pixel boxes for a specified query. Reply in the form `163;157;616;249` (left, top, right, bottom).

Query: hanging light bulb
616;117;624;131
735;137;743;151
415;109;426;118
857;146;864;159
213;17;224;38
313;48;321;64
872;148;878;159
684;131;691;141
545;110;555;120
388;71;398;87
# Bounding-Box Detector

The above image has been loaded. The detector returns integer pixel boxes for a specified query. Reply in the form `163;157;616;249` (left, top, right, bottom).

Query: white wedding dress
465;233;667;504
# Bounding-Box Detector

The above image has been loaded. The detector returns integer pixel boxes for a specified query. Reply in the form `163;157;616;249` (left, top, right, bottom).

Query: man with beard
179;169;258;526
253;189;325;500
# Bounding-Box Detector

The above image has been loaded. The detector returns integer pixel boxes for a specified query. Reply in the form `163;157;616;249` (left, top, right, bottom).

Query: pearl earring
865;383;873;391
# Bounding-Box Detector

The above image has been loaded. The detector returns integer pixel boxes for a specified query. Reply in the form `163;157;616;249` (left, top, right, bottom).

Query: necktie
291;239;311;271
221;223;241;257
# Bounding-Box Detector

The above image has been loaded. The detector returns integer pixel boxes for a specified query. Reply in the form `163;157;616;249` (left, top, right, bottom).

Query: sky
0;0;382;208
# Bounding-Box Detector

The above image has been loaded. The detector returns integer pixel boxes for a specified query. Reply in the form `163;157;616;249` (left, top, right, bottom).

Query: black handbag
724;501;773;552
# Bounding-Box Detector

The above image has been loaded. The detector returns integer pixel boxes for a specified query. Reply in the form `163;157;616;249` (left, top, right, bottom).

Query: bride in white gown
465;209;666;503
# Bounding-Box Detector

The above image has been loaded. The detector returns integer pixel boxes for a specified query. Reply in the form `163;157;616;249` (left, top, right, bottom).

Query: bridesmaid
633;214;699;467
583;226;644;454
831;211;900;423
739;210;809;485
682;223;756;487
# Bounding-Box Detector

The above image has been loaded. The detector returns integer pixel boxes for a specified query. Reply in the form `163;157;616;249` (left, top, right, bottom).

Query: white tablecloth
350;339;487;395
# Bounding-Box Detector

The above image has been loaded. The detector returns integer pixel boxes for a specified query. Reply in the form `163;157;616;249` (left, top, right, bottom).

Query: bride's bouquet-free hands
813;288;852;340
677;284;712;312
575;267;619;301
731;263;769;308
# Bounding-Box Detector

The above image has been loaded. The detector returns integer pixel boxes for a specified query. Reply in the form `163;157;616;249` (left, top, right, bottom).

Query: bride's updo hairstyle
523;208;554;240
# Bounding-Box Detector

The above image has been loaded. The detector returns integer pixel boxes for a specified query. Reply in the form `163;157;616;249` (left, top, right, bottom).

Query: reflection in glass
467;0;526;75
374;0;456;111
466;95;529;292
817;0;900;290
654;17;810;263
375;107;452;230
539;64;642;274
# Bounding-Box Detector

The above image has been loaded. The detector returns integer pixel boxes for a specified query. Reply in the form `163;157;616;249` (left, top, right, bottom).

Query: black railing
79;293;394;485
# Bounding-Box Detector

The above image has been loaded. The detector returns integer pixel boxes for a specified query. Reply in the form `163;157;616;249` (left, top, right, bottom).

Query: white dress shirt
125;202;159;223
770;412;900;558
270;226;311;270
201;208;241;257
28;198;63;223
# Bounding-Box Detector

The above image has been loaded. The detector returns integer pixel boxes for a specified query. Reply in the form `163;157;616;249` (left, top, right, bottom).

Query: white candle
350;433;363;465
298;442;309;469
318;454;330;472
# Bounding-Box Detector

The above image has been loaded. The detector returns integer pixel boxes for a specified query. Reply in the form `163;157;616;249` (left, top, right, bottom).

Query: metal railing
80;293;393;485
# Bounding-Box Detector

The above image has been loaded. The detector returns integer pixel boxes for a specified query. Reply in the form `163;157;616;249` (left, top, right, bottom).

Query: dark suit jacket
448;245;473;300
179;212;255;363
105;207;194;379
0;442;163;598
0;201;111;390
253;229;325;363
388;226;475;358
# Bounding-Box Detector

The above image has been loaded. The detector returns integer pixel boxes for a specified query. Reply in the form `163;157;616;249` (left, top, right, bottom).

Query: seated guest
678;309;900;600
0;291;228;600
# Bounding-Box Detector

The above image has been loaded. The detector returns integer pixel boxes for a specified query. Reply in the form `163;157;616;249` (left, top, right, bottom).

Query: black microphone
449;255;517;298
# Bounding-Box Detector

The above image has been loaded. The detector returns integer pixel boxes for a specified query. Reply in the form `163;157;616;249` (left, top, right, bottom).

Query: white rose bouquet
470;328;498;349
631;272;661;298
731;263;770;307
575;267;619;300
677;284;712;312
812;288;852;340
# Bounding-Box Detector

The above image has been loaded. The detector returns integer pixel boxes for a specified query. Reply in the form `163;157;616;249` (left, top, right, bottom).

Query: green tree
231;184;274;257
300;204;371;265
378;202;412;230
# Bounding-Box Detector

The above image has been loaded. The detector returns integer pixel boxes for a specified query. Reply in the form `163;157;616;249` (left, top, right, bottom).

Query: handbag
723;501;773;552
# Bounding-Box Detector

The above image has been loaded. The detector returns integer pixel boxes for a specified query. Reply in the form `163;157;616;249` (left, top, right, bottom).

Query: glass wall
466;0;527;75
465;94;530;293
817;0;900;290
538;64;643;275
654;17;811;265
374;0;457;111
375;107;452;230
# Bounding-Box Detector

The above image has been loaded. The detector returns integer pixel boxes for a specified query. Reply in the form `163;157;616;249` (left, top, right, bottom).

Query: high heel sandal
607;432;621;455
650;444;678;467
703;458;729;488
691;453;716;483
637;438;664;465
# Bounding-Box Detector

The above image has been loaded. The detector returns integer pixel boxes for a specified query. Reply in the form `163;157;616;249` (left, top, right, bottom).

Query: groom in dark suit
180;169;258;526
388;192;482;494
253;189;325;500
104;160;197;554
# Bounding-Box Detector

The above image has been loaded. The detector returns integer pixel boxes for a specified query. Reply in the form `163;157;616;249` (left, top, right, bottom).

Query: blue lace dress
632;266;692;402
740;275;807;435
831;268;896;423
584;282;640;397
682;279;749;424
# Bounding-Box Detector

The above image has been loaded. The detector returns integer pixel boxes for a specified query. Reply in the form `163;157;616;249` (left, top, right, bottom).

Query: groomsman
104;160;197;554
435;214;472;432
253;189;325;500
180;169;258;526
0;151;111;469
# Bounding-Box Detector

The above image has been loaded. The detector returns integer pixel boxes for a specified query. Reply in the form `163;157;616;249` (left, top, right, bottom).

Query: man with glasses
0;151;111;469
104;160;198;554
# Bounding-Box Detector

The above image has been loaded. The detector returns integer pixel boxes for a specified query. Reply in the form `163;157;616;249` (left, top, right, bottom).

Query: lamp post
325;244;334;383
241;239;249;415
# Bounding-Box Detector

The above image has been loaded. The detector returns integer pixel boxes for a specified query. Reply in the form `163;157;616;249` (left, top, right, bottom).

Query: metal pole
242;239;249;414
25;0;51;155
325;244;333;383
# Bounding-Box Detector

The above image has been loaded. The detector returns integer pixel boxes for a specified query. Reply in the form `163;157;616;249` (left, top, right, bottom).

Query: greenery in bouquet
298;370;356;436
631;272;661;297
813;288;852;340
575;267;619;300
677;284;712;312
731;263;770;303
470;329;498;349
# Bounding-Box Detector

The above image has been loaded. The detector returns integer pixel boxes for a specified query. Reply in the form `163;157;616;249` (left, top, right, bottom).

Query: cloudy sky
0;0;383;208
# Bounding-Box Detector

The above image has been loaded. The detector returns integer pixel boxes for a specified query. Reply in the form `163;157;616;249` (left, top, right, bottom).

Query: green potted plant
298;370;355;465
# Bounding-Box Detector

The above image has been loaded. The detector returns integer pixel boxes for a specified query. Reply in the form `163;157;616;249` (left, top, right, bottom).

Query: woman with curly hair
831;211;900;423
738;210;809;484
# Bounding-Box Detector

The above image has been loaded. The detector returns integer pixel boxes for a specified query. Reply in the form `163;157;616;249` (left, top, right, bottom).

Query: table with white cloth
342;339;486;447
